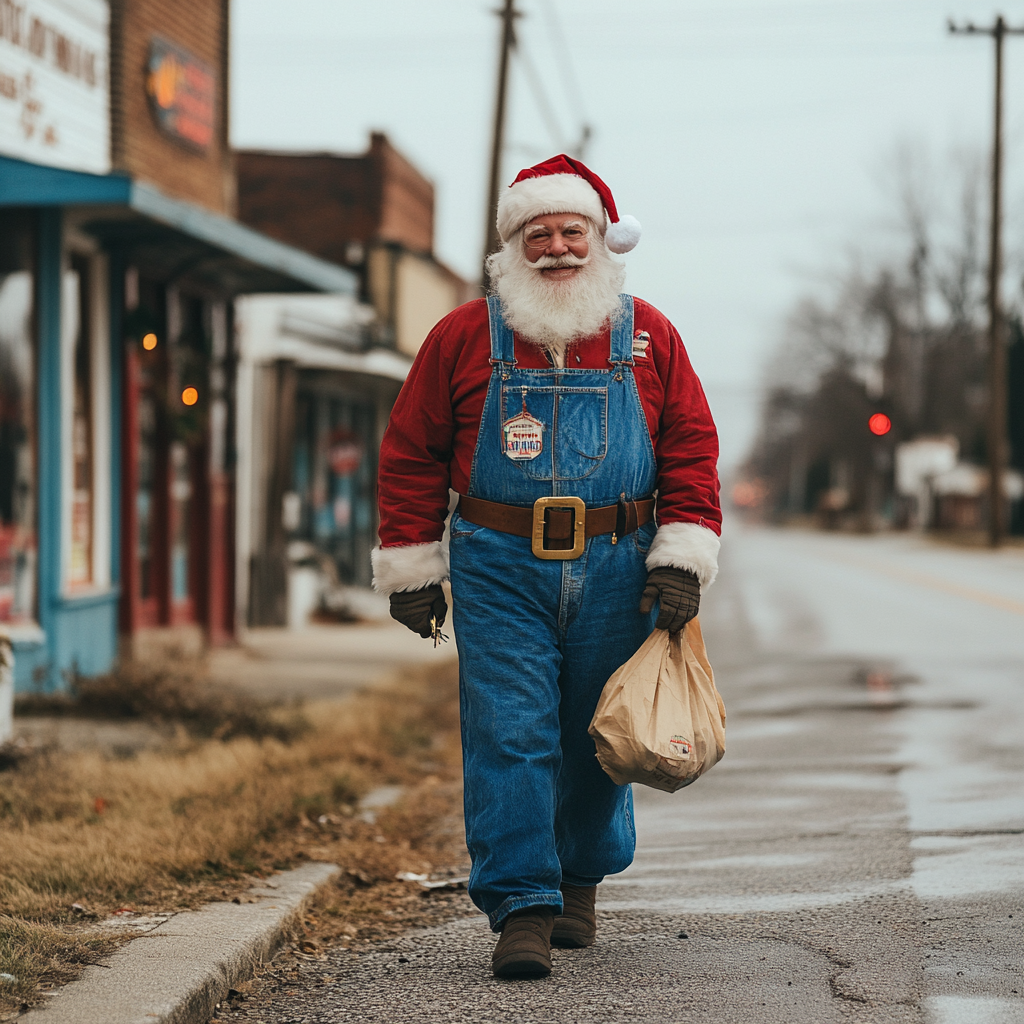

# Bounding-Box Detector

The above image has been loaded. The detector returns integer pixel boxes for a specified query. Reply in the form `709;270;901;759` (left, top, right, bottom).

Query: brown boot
492;906;555;979
551;883;597;948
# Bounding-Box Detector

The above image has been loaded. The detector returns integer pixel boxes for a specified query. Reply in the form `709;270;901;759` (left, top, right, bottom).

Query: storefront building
233;293;409;628
0;0;353;689
233;137;473;628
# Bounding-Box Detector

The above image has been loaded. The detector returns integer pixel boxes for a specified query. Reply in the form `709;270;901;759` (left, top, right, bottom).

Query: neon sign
146;36;214;152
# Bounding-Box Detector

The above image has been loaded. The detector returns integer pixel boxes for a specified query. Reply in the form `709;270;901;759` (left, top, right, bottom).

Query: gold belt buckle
531;496;586;560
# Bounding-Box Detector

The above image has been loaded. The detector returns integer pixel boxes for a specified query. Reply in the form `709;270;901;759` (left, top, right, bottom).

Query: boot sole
550;928;595;949
492;954;552;979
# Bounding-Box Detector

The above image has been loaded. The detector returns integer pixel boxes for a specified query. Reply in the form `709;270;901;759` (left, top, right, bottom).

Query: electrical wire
540;0;589;128
514;39;569;152
540;0;591;157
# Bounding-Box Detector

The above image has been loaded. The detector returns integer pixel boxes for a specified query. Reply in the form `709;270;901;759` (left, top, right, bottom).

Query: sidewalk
209;619;455;702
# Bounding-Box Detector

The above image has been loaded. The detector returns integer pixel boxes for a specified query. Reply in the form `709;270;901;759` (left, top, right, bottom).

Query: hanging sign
328;429;364;477
145;36;215;152
0;0;109;172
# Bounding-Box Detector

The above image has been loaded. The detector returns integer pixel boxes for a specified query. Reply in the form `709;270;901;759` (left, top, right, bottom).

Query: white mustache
532;252;590;269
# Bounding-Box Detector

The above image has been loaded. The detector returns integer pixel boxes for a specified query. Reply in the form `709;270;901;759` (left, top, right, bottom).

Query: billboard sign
146;36;215;153
0;0;109;173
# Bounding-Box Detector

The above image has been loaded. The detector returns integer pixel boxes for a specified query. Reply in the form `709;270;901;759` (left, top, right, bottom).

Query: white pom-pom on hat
605;214;641;254
497;153;642;254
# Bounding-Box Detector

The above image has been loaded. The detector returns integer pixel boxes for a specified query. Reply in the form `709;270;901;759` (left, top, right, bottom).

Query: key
430;615;449;649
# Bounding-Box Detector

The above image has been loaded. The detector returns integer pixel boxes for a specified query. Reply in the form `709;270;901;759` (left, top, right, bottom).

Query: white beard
486;233;626;366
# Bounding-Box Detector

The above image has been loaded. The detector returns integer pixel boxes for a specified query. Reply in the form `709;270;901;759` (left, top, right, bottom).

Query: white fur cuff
645;522;720;590
371;542;449;596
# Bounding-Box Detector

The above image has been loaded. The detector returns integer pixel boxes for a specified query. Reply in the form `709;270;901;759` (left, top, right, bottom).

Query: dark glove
639;567;700;632
389;584;448;639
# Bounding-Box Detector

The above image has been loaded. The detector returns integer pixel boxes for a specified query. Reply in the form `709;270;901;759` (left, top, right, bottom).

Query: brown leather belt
457;494;655;560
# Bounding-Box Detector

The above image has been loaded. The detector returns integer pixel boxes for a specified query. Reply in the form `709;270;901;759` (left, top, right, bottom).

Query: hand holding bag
588;618;726;793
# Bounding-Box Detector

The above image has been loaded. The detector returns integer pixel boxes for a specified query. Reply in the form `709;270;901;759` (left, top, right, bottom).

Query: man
373;155;721;979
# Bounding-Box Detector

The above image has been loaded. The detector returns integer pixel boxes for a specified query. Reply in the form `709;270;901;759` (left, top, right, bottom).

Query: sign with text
0;0;109;173
146;37;215;153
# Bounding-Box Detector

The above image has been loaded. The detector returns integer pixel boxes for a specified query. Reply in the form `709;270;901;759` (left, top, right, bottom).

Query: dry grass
14;657;308;742
0;660;466;1016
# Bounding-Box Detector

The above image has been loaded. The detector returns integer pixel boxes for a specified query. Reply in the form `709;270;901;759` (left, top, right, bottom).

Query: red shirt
378;297;721;547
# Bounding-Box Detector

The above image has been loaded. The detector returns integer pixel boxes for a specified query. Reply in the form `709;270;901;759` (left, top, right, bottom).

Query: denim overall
449;294;658;930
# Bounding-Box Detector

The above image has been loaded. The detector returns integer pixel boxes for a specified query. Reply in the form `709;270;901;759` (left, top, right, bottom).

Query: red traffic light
868;413;891;436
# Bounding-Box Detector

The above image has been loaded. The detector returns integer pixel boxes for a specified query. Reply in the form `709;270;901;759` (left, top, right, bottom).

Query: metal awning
0;154;355;295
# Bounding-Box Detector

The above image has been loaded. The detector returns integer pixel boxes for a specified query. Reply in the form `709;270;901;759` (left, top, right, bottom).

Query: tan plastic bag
588;619;726;793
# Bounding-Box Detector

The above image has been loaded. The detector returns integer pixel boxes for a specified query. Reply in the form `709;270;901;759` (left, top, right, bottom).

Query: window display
0;211;37;623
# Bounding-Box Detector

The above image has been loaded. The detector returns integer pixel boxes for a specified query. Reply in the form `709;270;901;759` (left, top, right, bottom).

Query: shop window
0;211;37;623
137;393;157;601
67;255;94;588
290;390;375;587
170;442;192;604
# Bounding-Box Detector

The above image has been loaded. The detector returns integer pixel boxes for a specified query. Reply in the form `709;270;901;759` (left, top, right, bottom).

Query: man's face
522;213;591;281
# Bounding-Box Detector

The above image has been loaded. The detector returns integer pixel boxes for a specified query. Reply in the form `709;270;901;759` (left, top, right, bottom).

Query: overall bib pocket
500;385;608;481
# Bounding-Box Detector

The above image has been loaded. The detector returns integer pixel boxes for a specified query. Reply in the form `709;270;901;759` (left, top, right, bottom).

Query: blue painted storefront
1;154;353;691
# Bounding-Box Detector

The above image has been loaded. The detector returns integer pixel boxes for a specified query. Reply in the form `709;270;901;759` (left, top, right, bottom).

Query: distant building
235;134;477;359
232;136;474;627
0;0;352;689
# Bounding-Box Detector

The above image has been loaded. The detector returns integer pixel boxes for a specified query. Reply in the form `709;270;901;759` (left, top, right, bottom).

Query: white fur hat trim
497;173;605;241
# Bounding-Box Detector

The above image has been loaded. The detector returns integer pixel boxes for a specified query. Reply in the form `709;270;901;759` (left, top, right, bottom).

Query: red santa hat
496;154;642;255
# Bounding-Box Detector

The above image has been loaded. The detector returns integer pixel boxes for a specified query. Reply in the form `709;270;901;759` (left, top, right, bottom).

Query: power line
515;40;568;151
540;0;591;158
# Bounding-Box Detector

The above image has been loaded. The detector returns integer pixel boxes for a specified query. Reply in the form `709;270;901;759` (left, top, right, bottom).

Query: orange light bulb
142;333;158;350
181;387;198;406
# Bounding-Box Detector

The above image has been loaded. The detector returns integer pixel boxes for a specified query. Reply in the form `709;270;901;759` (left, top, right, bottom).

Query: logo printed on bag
502;407;544;461
669;735;692;757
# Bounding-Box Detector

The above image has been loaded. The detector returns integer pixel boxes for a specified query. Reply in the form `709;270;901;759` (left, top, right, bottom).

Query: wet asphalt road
239;527;1024;1024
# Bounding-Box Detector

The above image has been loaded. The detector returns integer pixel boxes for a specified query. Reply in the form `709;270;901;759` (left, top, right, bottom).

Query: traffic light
868;413;891;436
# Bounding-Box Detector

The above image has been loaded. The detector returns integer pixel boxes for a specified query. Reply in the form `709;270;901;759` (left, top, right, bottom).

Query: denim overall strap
608;293;635;366
486;294;516;365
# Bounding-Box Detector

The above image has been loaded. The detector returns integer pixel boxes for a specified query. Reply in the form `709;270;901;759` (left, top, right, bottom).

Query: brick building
0;0;351;694
236;134;475;358
109;0;234;215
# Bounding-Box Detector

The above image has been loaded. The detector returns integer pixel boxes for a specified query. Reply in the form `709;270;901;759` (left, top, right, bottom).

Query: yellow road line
815;549;1024;619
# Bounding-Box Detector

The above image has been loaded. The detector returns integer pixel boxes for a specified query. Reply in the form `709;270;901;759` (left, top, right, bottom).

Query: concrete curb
22;861;341;1024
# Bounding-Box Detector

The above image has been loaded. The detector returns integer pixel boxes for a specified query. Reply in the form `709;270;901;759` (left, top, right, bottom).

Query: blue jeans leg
449;514;657;930
450;520;565;931
555;532;655;884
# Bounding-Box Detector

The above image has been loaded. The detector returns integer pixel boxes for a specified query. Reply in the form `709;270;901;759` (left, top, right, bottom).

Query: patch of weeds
15;659;309;743
0;916;119;1014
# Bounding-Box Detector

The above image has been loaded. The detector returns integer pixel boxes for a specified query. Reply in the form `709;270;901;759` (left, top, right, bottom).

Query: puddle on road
600;878;910;915
910;834;1024;900
723;717;807;741
777;771;893;792
925;995;1024;1024
665;852;822;872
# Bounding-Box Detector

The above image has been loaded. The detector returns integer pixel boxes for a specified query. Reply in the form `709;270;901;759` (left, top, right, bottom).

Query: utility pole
950;15;1024;547
482;0;519;289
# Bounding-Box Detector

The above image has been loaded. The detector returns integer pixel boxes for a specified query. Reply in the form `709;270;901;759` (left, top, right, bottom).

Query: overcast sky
231;0;1024;469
